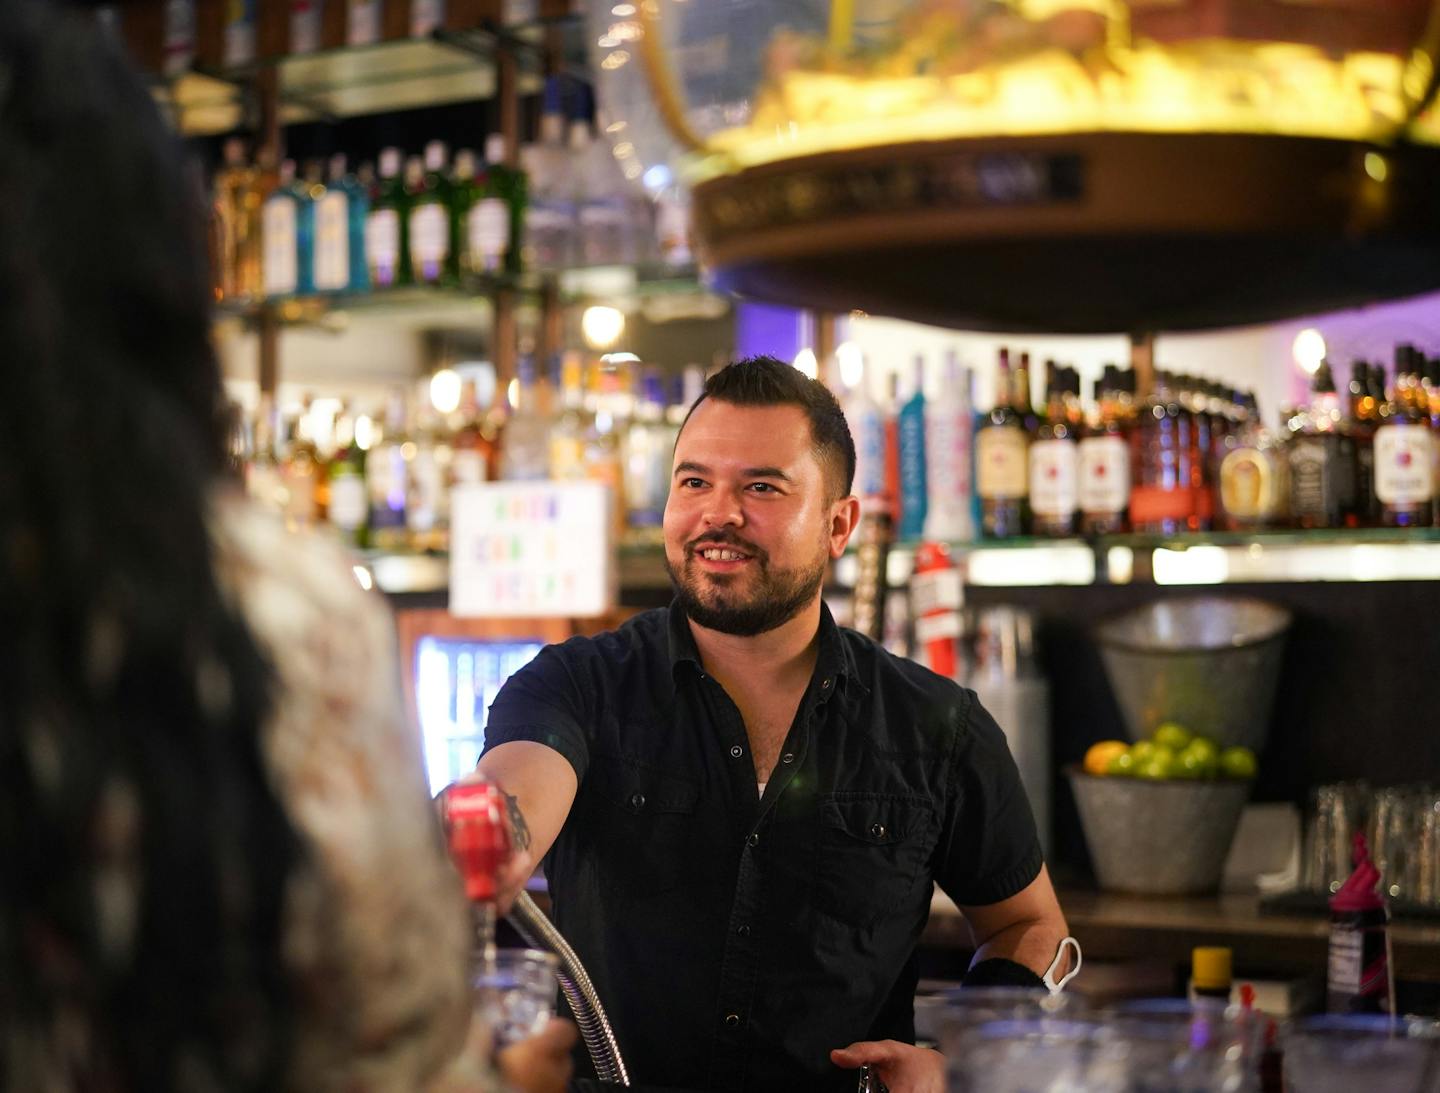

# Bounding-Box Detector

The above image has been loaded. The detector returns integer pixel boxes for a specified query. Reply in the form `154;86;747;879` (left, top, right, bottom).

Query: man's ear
828;495;861;558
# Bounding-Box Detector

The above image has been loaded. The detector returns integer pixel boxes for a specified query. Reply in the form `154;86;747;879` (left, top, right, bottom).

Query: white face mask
1043;936;1083;994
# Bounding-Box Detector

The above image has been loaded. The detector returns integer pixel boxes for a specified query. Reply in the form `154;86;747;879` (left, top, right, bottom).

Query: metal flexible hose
509;892;631;1086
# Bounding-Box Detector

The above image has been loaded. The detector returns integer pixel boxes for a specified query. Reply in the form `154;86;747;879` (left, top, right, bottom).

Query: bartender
479;356;1071;1093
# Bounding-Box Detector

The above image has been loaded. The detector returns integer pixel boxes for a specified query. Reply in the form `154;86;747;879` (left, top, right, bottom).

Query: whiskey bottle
1029;365;1079;537
1375;346;1435;527
1288;361;1352;530
976;348;1029;539
1217;392;1287;530
1079;368;1131;536
1131;370;1196;536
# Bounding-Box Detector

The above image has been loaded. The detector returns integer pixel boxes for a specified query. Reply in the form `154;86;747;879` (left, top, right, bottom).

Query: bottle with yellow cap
1191;946;1233;1003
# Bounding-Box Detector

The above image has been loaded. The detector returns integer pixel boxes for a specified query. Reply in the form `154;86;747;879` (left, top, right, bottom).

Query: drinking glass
1282;1015;1440;1093
472;948;560;1049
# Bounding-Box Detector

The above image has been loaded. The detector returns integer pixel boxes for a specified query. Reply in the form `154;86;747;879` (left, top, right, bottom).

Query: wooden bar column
492;42;520;383
256;63;282;396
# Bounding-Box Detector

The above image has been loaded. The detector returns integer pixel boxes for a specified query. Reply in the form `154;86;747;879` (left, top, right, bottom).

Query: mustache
686;531;764;558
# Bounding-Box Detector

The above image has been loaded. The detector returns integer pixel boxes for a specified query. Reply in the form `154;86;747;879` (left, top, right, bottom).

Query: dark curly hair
684;354;857;499
0;1;300;1088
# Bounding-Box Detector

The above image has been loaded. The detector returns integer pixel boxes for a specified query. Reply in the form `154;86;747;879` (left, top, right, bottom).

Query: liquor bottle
406;400;450;553
347;0;381;44
884;370;903;528
575;114;635;268
1178;374;1214;531
522;77;576;271
290;0;322;53
214;137;264;301
367;392;410;551
499;355;551;481
1130;370;1196;536
311;157;347;294
1217;392;1288;530
1079;369;1131;535
549;352;591;480
261;159;314;298
451;378;497;487
897;355;928;542
280;405;321;529
1427;354;1440;528
222;0;256;67
1029;363;1079;536
366;147;408;288
1014;351;1039;436
323;154;369;292
584;363;628;536
1347;360;1378;527
408;142;456;287
1287;361;1352;530
455;144;507;278
482;132;527;276
1375;346;1435;526
328;406;369;548
845;356;887;513
410;0;444;36
245;396;286;512
922;350;975;543
976;348;1029;539
623;368;675;529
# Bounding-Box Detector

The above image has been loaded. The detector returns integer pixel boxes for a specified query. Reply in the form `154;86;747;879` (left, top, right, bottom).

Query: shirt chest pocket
582;757;700;896
812;794;936;929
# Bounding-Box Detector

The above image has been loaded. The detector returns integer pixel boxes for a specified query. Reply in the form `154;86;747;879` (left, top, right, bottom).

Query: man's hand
498;1018;578;1093
829;1040;943;1093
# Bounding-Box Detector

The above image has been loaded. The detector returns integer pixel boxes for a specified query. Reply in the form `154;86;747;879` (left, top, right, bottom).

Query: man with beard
476;356;1070;1093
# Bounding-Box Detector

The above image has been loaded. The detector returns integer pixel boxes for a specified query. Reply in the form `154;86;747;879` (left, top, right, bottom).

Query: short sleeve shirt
483;601;1042;1093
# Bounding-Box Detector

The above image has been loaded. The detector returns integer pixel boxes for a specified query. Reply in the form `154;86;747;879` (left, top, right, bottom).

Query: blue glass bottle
898;354;929;541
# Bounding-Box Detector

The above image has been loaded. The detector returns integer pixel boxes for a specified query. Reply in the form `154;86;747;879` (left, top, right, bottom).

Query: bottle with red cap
1326;831;1393;1014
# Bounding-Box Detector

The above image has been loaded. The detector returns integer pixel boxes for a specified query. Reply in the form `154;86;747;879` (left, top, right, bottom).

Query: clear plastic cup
472;948;560;1049
1282;1014;1440;1093
949;1017;1129;1093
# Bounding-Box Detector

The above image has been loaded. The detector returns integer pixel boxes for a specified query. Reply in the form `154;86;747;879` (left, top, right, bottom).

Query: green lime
1153;722;1193;751
1219;746;1258;780
1177;749;1214;779
1131;740;1157;764
1107;751;1137;776
1184;736;1219;764
1135;758;1171;780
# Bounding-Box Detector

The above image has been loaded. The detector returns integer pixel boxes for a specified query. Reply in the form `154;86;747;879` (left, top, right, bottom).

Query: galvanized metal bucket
1067;768;1252;895
1096;596;1291;753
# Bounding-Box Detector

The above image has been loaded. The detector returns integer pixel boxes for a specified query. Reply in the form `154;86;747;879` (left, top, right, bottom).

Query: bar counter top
924;888;1440;982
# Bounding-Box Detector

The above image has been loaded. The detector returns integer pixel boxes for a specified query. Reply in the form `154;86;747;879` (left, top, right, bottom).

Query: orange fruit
1084;740;1130;776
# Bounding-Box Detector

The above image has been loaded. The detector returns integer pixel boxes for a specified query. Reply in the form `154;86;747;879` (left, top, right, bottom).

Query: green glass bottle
408;140;457;287
366;147;410;288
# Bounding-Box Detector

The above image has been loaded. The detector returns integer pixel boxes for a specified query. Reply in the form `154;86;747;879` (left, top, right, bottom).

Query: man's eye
681;478;706;489
748;483;776;493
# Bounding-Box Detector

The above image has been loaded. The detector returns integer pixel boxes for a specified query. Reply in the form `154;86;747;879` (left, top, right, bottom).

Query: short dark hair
682;356;856;499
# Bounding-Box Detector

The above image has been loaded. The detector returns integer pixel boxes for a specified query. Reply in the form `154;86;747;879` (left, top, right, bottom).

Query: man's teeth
701;548;747;561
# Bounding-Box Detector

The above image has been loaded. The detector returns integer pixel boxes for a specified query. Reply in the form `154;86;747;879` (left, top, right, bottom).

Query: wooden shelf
923;888;1440;983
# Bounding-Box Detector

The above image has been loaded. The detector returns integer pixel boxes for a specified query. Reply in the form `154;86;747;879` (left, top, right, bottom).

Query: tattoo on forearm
503;791;532;852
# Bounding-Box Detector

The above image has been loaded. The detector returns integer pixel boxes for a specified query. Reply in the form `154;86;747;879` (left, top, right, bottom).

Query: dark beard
665;547;827;638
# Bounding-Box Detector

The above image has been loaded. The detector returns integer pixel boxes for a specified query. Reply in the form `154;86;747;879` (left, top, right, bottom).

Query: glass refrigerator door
415;635;545;796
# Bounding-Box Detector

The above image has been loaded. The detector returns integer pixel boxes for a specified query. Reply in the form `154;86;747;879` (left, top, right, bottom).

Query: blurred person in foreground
0;1;571;1089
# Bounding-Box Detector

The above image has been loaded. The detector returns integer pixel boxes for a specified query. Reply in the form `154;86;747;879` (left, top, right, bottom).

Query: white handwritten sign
450;481;616;618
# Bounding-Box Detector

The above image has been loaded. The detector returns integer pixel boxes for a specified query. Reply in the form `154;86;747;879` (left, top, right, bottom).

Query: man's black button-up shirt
483;601;1043;1093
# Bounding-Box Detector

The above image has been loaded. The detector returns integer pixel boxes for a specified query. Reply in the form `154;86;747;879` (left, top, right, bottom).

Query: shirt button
870;823;886;839
781;752;795;765
729;744;744;759
737;924;751;938
724;1013;741;1028
821;677;832;690
628;792;645;812
747;832;760;848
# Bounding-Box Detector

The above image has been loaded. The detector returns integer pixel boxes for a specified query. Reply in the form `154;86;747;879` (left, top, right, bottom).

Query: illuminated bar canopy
593;1;1440;332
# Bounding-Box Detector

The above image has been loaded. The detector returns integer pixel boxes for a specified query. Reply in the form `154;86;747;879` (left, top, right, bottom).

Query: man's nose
701;487;745;529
